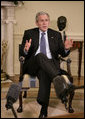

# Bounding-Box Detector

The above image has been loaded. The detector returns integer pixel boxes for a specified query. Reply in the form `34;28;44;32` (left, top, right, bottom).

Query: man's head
35;11;50;32
57;16;67;31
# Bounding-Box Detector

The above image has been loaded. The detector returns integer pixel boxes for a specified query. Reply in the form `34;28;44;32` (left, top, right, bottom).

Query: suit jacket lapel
33;28;39;51
48;29;54;51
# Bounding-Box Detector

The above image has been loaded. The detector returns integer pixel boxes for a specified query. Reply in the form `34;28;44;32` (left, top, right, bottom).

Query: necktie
40;32;46;55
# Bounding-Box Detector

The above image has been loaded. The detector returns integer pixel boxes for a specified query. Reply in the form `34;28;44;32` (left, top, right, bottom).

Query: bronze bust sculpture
57;16;67;31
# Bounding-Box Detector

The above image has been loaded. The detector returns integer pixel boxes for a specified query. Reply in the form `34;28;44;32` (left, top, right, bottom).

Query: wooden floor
48;112;84;118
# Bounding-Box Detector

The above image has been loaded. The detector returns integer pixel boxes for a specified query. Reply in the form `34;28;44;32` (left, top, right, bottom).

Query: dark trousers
22;53;69;106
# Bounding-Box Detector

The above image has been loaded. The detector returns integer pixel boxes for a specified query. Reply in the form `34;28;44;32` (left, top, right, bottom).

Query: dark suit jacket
20;28;70;70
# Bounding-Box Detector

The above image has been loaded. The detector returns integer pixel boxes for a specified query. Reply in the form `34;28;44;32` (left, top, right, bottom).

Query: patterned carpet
1;87;84;118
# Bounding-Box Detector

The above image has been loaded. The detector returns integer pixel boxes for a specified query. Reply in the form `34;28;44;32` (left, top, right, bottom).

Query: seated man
20;11;73;118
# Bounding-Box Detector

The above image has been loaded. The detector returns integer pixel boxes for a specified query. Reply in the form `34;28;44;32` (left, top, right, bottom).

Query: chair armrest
59;56;72;76
59;56;72;63
19;56;25;63
19;56;25;82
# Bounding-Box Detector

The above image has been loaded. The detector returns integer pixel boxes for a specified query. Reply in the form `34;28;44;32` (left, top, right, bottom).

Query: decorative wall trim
67;34;84;41
14;33;84;41
1;1;15;7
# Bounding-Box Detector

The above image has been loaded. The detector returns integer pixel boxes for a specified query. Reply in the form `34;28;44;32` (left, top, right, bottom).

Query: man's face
36;15;50;32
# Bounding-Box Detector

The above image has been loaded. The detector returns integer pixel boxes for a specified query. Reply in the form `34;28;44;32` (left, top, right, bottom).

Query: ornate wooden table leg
78;42;83;80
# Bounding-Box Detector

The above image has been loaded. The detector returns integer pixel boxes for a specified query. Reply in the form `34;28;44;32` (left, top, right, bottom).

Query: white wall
14;1;84;34
13;1;84;76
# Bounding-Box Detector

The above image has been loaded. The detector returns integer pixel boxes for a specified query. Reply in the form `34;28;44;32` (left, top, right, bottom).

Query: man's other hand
64;37;73;50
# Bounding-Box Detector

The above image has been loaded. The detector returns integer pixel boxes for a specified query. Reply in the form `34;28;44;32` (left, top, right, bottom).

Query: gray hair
35;11;50;22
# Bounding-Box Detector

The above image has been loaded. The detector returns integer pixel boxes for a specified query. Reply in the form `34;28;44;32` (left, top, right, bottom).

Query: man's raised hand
24;39;32;52
64;37;73;50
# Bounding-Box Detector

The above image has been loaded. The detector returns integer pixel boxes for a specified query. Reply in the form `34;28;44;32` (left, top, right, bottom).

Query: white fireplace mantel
1;1;16;76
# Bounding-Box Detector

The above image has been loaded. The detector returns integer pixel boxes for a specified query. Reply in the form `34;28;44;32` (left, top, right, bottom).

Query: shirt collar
39;29;47;35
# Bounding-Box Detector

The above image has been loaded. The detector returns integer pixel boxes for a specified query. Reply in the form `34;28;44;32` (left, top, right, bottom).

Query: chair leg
23;91;27;98
17;91;23;113
68;91;75;113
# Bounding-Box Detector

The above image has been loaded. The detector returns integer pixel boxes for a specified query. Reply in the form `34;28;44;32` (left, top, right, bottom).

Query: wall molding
14;33;84;41
67;34;84;41
1;1;15;7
